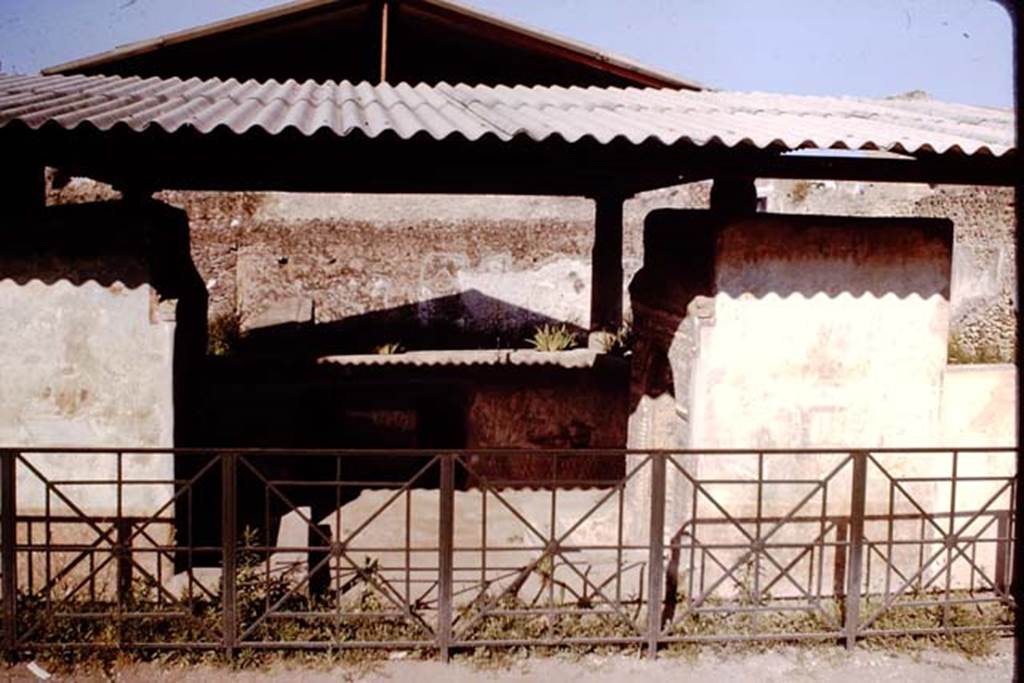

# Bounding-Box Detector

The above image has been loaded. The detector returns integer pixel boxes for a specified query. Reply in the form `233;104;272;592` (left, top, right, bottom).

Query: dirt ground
3;641;1012;682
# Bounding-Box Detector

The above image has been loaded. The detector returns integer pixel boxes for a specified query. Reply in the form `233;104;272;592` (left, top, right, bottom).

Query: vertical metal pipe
437;454;454;662
221;453;238;659
646;452;666;659
844;450;868;650
1;451;17;656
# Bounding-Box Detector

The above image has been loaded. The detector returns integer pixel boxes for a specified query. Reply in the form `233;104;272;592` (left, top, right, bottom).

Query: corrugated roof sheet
318;348;609;368
0;73;1013;157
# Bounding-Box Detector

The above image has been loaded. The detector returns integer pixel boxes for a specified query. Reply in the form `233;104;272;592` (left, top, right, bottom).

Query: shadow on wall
239;288;587;355
181;289;614;567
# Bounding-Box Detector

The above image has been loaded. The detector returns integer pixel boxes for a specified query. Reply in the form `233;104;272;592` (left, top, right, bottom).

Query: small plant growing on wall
601;318;634;356
948;330;1011;364
526;324;578;352
207;310;244;356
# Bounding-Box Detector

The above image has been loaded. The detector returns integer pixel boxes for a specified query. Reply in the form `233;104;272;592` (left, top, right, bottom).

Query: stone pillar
589;193;625;350
624;208;954;542
624;210;717;542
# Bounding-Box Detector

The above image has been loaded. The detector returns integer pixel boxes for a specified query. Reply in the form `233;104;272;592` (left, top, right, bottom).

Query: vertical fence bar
646;452;666;659
833;521;848;601
437;453;454;663
844;450;867;650
1;451;16;658
996;511;1010;593
116;519;133;607
221;453;238;660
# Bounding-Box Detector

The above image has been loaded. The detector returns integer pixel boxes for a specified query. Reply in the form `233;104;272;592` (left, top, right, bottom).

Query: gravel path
5;641;1012;682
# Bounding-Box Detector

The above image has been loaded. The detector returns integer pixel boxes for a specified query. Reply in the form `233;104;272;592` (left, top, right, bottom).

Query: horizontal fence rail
0;446;1015;660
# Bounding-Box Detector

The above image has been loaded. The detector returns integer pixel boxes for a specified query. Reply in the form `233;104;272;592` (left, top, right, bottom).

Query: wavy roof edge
41;0;704;91
317;348;611;368
0;73;1014;158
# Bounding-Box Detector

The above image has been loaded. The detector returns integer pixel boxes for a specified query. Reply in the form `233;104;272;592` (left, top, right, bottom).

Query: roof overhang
43;0;702;90
0;74;1016;194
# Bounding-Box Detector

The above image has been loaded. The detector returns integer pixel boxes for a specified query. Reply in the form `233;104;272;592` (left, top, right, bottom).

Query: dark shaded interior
63;0;681;89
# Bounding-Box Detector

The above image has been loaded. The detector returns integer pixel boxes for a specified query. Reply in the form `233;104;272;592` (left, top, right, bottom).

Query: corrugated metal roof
317;348;608;368
0;73;1013;157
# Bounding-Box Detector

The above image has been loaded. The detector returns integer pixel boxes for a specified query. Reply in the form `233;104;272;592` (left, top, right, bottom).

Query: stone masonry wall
48;178;1013;359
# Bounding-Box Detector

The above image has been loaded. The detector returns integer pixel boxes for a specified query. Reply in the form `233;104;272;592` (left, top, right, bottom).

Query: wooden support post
379;0;390;83
589;192;625;350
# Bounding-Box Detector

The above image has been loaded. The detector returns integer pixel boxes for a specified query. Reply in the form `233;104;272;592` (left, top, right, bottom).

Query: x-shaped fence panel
229;451;445;653
854;450;1016;639
0;447;1015;658
656;451;854;645
6;450;225;652
449;451;651;651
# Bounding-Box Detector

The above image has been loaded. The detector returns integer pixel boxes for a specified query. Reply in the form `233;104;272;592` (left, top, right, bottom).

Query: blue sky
0;0;1013;106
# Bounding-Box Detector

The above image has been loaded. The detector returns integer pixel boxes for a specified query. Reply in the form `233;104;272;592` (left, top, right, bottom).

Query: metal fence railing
0;447;1015;660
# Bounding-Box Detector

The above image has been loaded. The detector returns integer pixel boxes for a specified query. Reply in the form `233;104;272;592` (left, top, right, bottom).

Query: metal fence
0;446;1015;660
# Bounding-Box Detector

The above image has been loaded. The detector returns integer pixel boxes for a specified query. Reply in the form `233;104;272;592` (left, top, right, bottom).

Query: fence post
116;519;133;608
221;453;238;660
844;450;868;650
995;511;1010;594
1;451;16;658
833;521;848;601
646;453;666;659
437;453;455;663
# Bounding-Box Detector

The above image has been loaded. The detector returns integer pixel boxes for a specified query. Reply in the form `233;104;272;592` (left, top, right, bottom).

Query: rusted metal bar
996;510;1011;593
647;452;666;659
0;446;1013;657
1;451;17;657
221;453;237;659
116;519;133;608
308;524;333;600
437;453;454;662
844;450;868;650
